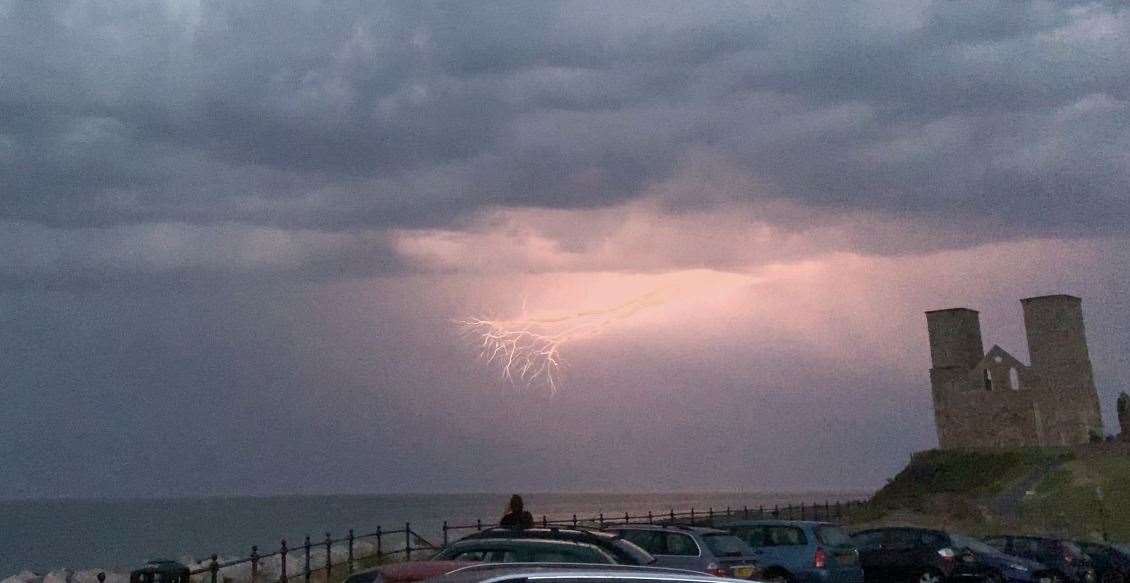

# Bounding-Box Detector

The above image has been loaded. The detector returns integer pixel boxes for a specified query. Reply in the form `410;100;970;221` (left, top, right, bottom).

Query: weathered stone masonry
927;295;1104;449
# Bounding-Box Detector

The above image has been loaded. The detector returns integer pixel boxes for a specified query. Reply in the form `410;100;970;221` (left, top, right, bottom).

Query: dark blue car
724;520;864;583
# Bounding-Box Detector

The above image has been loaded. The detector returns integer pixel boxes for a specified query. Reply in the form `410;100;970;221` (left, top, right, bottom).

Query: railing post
543;515;549;528
348;530;355;574
97;573;105;583
670;508;675;522
708;507;714;526
825;501;830;521
572;514;577;527
599;512;605;528
210;554;219;583
624;512;630;525
773;504;779;518
442;521;449;547
405;522;412;561
743;505;749;519
304;535;311;583
648;511;653;524
377;526;383;560
251;545;260;583
280;539;289;583
726;506;731;518
325;532;333;582
801;503;806;520
758;505;764;518
476;519;482;531
690;508;695;524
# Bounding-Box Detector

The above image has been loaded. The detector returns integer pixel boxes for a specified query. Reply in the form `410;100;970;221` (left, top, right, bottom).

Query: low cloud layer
3;1;1130;283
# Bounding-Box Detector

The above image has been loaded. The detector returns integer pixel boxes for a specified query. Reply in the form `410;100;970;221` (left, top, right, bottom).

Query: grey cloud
2;0;1130;283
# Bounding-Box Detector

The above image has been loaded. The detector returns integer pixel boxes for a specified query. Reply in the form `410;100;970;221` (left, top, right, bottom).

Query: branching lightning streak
459;290;666;392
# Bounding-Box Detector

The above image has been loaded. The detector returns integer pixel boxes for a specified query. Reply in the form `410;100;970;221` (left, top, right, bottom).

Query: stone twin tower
927;294;1103;448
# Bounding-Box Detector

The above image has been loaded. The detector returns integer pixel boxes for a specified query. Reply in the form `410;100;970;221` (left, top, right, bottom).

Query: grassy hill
849;443;1130;542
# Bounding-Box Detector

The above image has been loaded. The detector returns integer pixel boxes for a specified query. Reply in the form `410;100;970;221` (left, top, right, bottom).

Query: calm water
0;491;868;578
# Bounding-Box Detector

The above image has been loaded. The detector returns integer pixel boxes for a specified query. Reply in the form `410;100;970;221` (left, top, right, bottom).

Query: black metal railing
97;499;865;583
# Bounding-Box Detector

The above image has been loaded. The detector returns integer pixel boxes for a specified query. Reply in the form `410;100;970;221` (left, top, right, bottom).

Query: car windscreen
1062;542;1085;560
702;534;749;557
951;534;1006;556
815;526;853;546
608;538;657;565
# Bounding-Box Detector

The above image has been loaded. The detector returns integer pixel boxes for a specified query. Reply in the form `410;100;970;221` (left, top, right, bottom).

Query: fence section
114;499;865;583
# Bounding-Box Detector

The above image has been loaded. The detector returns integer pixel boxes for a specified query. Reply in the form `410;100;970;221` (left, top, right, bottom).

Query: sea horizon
0;490;872;578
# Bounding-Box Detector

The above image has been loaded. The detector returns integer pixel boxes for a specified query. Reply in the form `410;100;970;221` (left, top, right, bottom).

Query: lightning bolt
459;290;667;392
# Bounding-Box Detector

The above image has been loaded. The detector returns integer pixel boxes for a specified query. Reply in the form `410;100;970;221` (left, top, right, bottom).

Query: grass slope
851;444;1130;543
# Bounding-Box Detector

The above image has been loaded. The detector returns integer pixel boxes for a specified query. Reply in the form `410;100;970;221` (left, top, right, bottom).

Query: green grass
867;448;1072;512
1018;454;1130;542
848;445;1130;544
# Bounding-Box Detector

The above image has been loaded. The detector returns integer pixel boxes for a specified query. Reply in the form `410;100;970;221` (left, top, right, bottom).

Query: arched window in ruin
984;369;993;391
1010;367;1021;391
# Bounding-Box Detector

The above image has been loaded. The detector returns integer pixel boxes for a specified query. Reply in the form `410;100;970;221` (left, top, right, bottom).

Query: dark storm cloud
3;0;1128;263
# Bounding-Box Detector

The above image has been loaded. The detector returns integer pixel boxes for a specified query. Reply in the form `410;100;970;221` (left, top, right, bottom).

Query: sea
0;491;869;579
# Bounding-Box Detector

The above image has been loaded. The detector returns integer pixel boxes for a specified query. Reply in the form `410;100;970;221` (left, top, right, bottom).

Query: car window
702;534;748;557
618;530;664;555
816;526;852;546
982;537;1009;552
765;526;807;546
918;532;946;548
733;526;768;547
1014;538;1043;556
852;531;883;550
885;530;920;549
665;533;699;556
528;546;614;563
449;550;489;561
951;534;1003;556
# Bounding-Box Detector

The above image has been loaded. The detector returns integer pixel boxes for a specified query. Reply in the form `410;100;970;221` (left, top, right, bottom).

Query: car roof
462;528;622;542
449;538;610;549
723;520;836;527
608;524;729;535
422;563;745;583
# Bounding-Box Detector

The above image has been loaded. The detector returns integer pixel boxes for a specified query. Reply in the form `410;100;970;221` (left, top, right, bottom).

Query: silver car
418;563;756;583
606;525;762;580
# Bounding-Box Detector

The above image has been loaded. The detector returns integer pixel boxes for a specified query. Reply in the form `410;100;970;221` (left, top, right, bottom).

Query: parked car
604;524;761;579
344;561;477;583
983;536;1096;583
1075;542;1130;583
723;520;864;583
451;527;656;565
852;527;1055;583
433;537;620;564
417;563;751;583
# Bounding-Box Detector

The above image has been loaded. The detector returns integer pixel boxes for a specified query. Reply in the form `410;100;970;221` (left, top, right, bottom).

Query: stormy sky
2;0;1129;499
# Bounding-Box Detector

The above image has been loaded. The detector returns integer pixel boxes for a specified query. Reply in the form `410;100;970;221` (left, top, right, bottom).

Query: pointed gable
968;345;1029;392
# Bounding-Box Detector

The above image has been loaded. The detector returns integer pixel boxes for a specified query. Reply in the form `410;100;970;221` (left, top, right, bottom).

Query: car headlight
1008;564;1031;573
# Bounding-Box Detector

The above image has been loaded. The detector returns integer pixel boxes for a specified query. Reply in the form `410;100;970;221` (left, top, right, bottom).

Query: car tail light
814;547;827;569
938;548;956;567
1063;549;1075;564
705;563;730;577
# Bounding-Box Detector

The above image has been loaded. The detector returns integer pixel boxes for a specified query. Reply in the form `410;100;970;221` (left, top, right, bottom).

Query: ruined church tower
928;295;1103;449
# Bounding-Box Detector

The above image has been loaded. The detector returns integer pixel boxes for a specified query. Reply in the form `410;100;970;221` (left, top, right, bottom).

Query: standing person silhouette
499;494;534;529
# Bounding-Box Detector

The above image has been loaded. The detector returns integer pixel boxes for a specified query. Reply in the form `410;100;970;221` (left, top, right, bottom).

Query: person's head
508;494;524;513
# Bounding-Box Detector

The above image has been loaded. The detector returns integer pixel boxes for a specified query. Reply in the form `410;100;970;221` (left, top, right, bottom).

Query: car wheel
765;570;793;583
917;570;944;583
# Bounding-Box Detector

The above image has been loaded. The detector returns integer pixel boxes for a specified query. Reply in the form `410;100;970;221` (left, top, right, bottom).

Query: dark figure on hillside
1118;392;1129;442
499;494;534;529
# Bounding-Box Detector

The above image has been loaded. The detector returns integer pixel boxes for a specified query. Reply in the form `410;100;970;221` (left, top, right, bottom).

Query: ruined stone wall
928;295;1104;449
933;380;1100;448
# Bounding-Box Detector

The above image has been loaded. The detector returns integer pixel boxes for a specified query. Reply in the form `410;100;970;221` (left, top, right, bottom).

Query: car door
883;529;927;582
659;532;703;571
765;526;810;574
735;526;780;569
852;530;888;583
